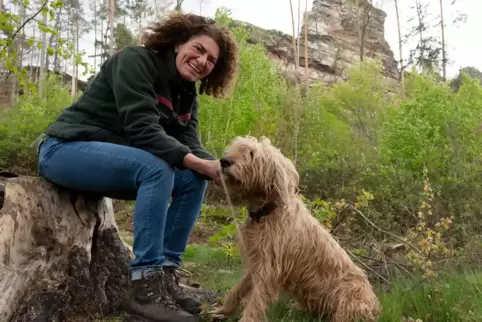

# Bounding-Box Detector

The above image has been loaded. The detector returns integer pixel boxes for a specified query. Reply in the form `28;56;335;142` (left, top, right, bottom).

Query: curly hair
140;13;238;98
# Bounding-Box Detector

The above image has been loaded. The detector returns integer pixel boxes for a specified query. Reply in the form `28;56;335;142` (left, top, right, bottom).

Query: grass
377;271;482;322
110;208;482;321
181;244;327;321
179;243;482;322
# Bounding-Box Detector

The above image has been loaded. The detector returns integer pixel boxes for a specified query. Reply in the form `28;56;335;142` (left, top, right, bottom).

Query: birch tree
394;0;404;95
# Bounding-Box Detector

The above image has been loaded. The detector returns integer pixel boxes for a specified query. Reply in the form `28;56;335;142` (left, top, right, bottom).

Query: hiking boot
163;267;203;315
128;270;199;322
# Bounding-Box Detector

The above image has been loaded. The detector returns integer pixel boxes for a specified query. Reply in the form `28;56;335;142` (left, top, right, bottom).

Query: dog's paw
209;306;230;320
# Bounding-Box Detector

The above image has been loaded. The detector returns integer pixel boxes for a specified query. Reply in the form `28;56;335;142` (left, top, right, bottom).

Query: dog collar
248;202;277;223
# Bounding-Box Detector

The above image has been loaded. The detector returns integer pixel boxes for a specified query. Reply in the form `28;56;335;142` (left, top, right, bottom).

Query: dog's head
220;136;299;205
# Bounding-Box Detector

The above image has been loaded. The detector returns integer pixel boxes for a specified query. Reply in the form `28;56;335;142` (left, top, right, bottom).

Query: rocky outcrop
234;0;399;85
450;66;482;92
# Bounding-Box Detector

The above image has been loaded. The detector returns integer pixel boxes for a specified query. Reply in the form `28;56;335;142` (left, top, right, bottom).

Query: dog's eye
250;151;254;159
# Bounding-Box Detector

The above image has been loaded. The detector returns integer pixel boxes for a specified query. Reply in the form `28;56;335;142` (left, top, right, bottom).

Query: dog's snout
220;157;234;168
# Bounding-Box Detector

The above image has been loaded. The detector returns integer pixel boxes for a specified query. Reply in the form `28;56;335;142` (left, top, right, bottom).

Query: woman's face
175;34;220;82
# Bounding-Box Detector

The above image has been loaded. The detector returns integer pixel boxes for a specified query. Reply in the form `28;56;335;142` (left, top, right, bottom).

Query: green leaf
51;0;64;8
46;46;55;56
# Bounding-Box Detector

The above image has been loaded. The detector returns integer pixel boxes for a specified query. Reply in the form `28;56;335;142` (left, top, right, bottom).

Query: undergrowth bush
0;75;75;173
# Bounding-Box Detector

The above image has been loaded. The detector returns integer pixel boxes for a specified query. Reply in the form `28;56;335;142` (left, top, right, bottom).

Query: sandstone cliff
234;0;399;85
450;66;482;92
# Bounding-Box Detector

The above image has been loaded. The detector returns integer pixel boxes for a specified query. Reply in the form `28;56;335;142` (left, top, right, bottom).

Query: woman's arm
180;97;215;161
104;47;219;181
104;46;192;169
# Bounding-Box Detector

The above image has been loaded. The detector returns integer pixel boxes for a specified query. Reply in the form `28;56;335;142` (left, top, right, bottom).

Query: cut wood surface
0;174;131;321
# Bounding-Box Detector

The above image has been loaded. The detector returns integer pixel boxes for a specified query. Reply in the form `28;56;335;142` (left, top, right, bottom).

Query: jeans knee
140;159;176;185
175;169;208;195
188;170;208;193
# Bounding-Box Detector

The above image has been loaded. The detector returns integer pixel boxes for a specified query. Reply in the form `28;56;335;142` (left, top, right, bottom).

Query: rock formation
235;0;399;85
450;66;482;92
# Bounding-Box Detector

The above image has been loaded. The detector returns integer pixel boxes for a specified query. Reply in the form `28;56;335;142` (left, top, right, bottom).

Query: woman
32;13;238;322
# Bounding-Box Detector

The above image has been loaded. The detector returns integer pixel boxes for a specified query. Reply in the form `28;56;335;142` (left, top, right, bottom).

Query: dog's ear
260;136;271;145
267;152;299;205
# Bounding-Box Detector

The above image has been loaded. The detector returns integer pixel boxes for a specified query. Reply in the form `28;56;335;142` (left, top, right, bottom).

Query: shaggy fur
210;136;381;322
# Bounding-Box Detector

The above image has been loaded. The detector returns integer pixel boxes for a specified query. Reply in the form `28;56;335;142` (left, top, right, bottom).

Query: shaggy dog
210;136;380;322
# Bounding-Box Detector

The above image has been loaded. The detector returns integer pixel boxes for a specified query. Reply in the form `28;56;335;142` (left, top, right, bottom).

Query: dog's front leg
238;271;280;322
222;272;253;313
210;272;253;318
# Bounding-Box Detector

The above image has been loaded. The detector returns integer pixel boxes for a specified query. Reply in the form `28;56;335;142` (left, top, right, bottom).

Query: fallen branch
384;255;414;279
346;249;391;285
330;204;350;234
348;204;422;254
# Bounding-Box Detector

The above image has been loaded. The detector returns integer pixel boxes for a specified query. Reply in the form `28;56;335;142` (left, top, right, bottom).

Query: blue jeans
38;137;207;280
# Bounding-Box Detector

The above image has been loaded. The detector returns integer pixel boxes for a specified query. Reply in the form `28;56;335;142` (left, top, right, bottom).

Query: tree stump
0;174;131;321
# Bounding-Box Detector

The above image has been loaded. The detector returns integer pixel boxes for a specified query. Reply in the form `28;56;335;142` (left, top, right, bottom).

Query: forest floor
100;202;482;322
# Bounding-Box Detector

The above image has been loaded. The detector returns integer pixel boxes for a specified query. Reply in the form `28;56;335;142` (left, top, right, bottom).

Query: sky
77;0;482;81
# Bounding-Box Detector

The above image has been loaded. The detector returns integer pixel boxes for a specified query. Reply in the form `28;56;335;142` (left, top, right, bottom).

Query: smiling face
175;34;220;82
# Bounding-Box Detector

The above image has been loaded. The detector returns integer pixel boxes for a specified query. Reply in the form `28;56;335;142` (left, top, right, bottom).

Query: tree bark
357;0;371;62
109;0;115;56
175;0;184;11
439;0;446;80
39;11;48;97
304;0;308;72
0;175;131;322
394;0;404;97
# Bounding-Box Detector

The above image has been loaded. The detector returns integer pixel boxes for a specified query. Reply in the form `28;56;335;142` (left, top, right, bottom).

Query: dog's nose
220;157;234;168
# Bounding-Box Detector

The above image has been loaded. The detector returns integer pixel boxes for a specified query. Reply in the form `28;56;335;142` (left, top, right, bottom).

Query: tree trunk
28;24;36;83
415;0;425;73
93;0;98;70
53;7;63;73
0;174;131;321
175;0;183;11
9;3;26;105
46;7;62;73
71;11;79;98
109;0;115;56
358;0;371;62
62;22;69;88
288;0;301;166
288;0;299;74
439;0;446;80
39;12;48;97
394;0;404;97
303;0;308;72
296;0;301;68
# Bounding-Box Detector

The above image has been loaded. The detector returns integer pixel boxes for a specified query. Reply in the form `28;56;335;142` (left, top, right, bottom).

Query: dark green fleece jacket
39;45;215;178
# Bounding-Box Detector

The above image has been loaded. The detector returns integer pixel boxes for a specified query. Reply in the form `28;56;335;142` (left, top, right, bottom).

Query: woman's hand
197;160;221;182
183;153;220;182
